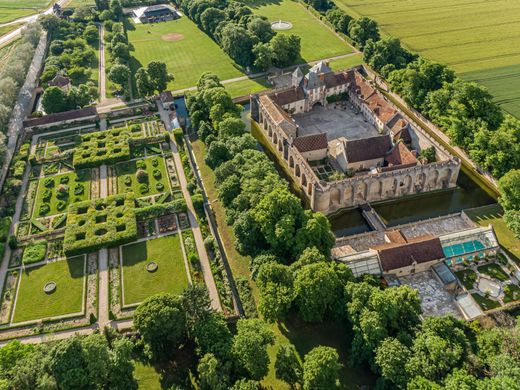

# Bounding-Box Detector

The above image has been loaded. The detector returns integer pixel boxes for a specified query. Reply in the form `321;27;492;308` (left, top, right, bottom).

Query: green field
127;17;244;91
121;234;189;305
335;0;520;117
12;256;85;323
115;156;169;197
244;0;353;62
0;0;50;24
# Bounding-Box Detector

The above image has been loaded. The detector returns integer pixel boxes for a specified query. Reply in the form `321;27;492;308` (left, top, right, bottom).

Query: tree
303;346;342;390
0;341;34;381
257;262;294;322
363;37;414;75
443;368;479;390
200;8;226;36
205;141;229;168
198;353;228;390
135;67;154;97
112;42;130;61
294;262;342;322
83;25;99;44
250;253;279;280
0;78;18;107
348;17;380;49
248;16;275;43
42;86;69;114
109;0;123;19
231;379;261;390
499;169;520;211
134;293;187;360
218;117;246;138
193;312;233;360
504;210;520;238
275;344;302;387
108;63;130;90
38;14;60;33
147;61;173;93
375;337;411;387
232;318;275;380
270;34;301;67
325;9;352;34
99;9;114;21
294;211;335;258
220;23;255;67
253;42;274;71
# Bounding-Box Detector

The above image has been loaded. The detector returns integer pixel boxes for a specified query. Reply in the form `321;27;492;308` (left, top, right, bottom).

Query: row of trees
175;0;301;70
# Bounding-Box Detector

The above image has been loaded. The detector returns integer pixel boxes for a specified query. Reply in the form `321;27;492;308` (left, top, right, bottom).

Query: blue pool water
443;240;486;258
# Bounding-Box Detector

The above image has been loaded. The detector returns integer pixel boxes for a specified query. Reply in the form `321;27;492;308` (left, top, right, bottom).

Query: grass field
12;256;85;323
465;204;520;266
334;0;520;117
455;269;477;291
121;234;189;305
0;0;50;24
0;22;23;37
127;17;244;91
244;0;354;62
115;156;168;197
478;263;509;282
472;292;502;311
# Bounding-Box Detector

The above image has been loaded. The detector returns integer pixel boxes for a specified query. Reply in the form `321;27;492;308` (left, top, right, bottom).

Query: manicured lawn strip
191;139;375;388
455;269;477;290
334;0;520;117
246;0;353;62
329;53;364;71
12;256;85;323
224;76;271;98
0;22;24;37
0;8;37;24
127;17;244;91
477;263;509;282
503;284;520;304
116;156;168;197
33;170;91;218
471;293;502;311
133;362;162;390
465;204;520;265
121;234;188;305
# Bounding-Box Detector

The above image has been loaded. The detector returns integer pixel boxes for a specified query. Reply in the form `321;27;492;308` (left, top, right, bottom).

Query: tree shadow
242;0;284;10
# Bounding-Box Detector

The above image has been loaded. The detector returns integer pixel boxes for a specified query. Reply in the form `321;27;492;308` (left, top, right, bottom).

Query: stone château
251;63;461;214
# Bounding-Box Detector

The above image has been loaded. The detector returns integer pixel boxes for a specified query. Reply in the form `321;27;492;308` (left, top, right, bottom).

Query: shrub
43;188;52;201
136;160;146;169
22;241;47;264
173;128;184;147
136;169;148;183
39;204;50;216
8;235;17;249
44;178;54;188
192;193;204;217
60;176;70;184
151;158;159;167
56;184;69;199
123;175;132;186
152;169;161;179
57;200;67;211
156;182;164;191
74;183;84;195
139;183;149;194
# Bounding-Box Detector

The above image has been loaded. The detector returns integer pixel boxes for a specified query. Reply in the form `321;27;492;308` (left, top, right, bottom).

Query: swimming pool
443;240;486;258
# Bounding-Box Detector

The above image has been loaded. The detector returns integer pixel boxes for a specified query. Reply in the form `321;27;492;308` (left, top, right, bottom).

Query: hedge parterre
63;193;137;256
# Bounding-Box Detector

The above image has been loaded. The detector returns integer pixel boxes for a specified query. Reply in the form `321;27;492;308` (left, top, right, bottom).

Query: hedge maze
64;194;137;256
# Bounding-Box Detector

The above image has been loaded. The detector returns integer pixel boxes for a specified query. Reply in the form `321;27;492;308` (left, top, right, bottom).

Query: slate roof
373;235;445;271
48;74;71;88
293;133;328;153
24;107;97;128
345;134;392;163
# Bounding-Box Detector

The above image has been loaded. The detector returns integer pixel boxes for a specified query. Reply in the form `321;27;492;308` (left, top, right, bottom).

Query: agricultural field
335;0;520;117
11;256;86;323
121;234;189;305
0;0;50;24
127;17;244;91
244;0;354;61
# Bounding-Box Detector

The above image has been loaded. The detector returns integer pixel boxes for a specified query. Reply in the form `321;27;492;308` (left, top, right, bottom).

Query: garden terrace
115;156;169;197
64;194;137;256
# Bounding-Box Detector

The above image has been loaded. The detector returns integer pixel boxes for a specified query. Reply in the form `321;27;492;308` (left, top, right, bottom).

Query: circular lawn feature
477;276;501;298
161;33;184;42
146;261;158;273
271;20;293;30
43;281;57;294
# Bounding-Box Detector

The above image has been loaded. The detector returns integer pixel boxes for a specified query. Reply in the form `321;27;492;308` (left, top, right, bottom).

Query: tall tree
270;34;301;67
220;23;255;67
499;169;520;211
257;262;295;322
303;346;342;390
275;344;303;387
135;68;154;97
147;61;173;93
348;17;380;49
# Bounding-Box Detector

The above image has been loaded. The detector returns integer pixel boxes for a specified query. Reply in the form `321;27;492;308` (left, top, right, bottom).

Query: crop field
335;0;520;117
244;0;354;62
127;17;244;91
0;0;50;24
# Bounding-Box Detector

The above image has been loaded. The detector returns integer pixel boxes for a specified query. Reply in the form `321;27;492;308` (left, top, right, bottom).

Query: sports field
335;0;520;117
244;0;354;62
127;17;244;91
0;0;50;24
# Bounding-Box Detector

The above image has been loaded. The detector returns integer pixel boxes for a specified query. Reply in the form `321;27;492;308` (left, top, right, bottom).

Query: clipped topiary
139;183;149;194
60;176;70;184
44;178;54;188
74;183;84;195
42;188;52;201
39;203;50;216
151;158;159;167
57;200;67;211
152;169;161;179
22;241;47;264
136;169;148;183
136;160;146;169
156;182;164;191
124;175;132;186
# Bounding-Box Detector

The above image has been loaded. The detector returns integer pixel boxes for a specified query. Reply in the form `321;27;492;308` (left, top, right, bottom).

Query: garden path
157;102;222;312
98;23;107;103
97;165;109;326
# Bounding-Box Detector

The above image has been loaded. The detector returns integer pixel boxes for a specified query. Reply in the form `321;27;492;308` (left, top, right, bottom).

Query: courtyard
294;103;380;141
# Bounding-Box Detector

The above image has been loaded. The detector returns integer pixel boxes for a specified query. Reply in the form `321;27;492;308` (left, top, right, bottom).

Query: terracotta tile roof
387;114;413;143
324;71;349;88
345;134;392;163
293;133;328;153
270;87;305;106
372;235;445;271
385;230;407;244
259;95;293;125
385;142;417;167
23;107;98;128
350;71;376;100
366;94;396;123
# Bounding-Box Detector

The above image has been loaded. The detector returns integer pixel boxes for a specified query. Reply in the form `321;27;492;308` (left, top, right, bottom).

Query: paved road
0;0;68;47
157;102;222;312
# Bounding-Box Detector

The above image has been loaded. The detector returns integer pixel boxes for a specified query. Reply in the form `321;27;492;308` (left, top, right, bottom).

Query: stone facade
250;65;461;214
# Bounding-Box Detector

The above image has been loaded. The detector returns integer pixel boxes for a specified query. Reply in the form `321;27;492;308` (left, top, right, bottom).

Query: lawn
127;17;243;91
190;139;375;388
245;0;353;62
478;263;509;282
33;170;91;218
0;0;50;24
503;284;520;304
465;204;520;265
121;234;189;305
0;22;24;37
12;256;85;323
472;292;502;311
115;156;169;197
334;0;520;117
455;269;477;291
